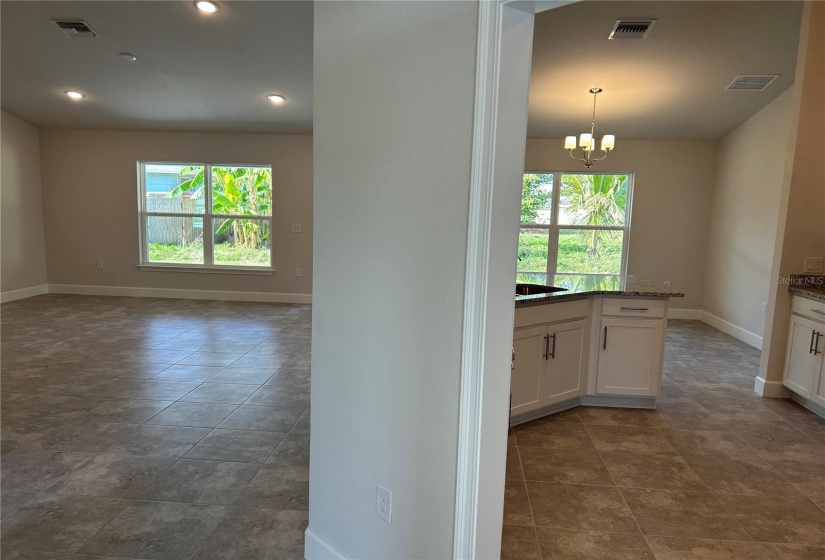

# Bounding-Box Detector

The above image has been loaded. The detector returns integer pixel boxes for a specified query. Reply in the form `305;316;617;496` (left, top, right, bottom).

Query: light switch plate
291;223;302;233
804;257;824;273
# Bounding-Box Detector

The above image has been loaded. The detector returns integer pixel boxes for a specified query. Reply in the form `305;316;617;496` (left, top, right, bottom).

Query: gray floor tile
217;405;302;432
145;402;238;428
119;380;201;400
1;494;128;553
184;429;286;463
149;365;223;383
235;464;309;510
208;367;276;385
143;459;259;504
190;507;308;560
244;386;310;409
79;500;226;559
180;383;259;404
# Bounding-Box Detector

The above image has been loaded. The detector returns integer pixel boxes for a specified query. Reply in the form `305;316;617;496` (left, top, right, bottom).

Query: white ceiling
528;1;803;140
1;1;313;133
1;1;803;139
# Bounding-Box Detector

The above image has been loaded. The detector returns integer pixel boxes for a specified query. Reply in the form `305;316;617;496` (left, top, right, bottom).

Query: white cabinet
783;315;822;399
596;317;663;397
511;327;546;416
544;320;587;405
511;320;587;417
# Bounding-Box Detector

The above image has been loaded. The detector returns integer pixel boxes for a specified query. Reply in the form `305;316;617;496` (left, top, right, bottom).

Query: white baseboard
667;308;702;320
753;376;788;398
304;528;349;560
49;284;311;304
0;284;49;303
700;311;763;350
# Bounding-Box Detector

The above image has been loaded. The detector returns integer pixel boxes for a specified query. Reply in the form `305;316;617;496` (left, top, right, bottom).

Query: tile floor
1;294;311;559
502;320;825;560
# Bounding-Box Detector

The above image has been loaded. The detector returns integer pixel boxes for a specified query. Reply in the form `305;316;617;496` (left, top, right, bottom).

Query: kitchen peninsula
510;278;683;425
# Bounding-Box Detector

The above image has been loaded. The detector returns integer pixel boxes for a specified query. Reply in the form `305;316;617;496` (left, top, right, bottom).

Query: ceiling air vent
725;74;779;91
52;20;99;38
608;19;656;40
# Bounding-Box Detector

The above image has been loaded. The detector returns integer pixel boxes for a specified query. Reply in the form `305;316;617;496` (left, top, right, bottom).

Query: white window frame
137;161;275;274
519;170;634;285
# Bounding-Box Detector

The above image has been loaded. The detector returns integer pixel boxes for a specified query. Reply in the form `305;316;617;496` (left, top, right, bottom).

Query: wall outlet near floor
295;268;302;277
761;302;767;315
96;260;104;270
804;257;824;273
663;280;671;288
376;483;392;524
291;223;302;233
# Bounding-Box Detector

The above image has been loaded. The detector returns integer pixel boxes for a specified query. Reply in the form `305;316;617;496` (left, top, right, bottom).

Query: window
517;172;632;290
138;162;273;270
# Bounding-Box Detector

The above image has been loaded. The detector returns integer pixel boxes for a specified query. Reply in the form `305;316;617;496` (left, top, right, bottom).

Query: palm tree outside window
517;172;633;292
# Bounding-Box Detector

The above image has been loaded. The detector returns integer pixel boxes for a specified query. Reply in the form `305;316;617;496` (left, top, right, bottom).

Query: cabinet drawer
514;299;590;328
601;298;666;319
792;295;825;324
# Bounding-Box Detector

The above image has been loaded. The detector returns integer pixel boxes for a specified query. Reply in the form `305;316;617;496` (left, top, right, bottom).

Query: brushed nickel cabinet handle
811;330;818;354
620;306;650;311
549;333;556;359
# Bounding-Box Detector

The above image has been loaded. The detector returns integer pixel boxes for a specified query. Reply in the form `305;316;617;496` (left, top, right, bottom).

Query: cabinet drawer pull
811;330;818;354
815;332;823;356
603;326;608;350
811;309;825;316
543;335;549;359
549;333;556;359
620;306;650;311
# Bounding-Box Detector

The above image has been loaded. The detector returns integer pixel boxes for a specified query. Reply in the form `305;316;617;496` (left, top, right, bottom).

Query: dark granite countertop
789;274;825;304
515;276;684;308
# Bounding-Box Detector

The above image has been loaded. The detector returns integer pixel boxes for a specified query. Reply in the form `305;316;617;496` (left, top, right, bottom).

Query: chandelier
564;87;615;168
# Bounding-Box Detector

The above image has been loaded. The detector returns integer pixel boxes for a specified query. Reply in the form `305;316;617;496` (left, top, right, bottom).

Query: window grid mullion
203;164;214;267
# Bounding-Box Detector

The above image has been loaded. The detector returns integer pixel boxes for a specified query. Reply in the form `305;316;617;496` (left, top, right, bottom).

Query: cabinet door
812;355;825;408
784;315;822;399
596;318;663;397
511;326;547;416
544;319;587;405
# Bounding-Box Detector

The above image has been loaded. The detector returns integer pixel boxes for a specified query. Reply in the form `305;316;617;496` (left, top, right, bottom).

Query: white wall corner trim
48;284;311;304
304;527;349;560
0;284;49;304
753;375;788;398
453;2;503;557
701;311;763;349
667;309;703;320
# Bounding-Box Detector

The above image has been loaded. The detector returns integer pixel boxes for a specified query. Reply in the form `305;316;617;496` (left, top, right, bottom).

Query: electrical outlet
376;483;392;524
291;223;302;233
804;257;824;273
662;280;671;288
96;260;104;270
295;268;302;277
761;302;767;315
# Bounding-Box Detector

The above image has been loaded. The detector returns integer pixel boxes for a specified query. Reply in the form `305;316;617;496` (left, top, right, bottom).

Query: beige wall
1;111;48;295
39;130;312;296
760;1;825;387
704;88;794;341
525;138;718;310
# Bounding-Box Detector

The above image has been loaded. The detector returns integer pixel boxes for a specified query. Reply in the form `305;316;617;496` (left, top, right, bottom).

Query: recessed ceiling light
267;94;286;104
120;52;137;62
194;1;219;13
65;90;84;99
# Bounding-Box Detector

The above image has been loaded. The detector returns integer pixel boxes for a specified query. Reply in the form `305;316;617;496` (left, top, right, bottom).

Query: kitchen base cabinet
510;295;670;424
783;295;825;414
511;327;546;416
511;320;587;417
596;318;663;397
544;319;587;405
